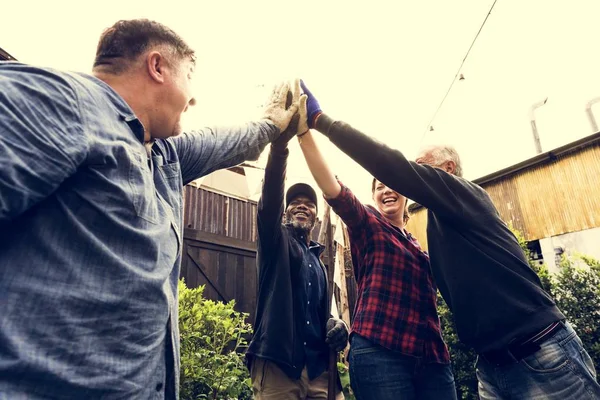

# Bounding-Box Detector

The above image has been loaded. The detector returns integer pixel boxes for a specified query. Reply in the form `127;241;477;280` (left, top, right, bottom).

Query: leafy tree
179;280;253;400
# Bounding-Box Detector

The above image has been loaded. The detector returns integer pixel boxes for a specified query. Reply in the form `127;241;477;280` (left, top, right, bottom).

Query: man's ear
146;51;166;84
445;160;457;175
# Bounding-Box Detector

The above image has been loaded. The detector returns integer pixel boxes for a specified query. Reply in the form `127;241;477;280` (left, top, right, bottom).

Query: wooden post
336;234;351;329
317;205;330;245
318;205;338;400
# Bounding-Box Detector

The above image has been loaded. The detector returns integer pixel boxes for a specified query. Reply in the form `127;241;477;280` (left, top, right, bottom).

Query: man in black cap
246;100;347;399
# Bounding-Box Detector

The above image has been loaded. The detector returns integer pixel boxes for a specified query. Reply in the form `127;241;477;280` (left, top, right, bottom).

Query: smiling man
246;99;347;399
0;19;299;400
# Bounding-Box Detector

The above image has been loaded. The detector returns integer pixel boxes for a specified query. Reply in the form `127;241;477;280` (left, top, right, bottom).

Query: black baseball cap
285;183;318;211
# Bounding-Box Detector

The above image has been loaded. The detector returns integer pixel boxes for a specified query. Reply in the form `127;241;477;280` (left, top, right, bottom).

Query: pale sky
3;0;600;205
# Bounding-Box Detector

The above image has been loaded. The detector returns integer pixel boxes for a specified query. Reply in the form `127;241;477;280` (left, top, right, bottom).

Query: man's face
372;180;406;222
285;195;317;232
153;57;196;139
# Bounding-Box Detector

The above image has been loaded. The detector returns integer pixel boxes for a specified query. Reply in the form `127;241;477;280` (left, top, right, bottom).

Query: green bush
438;230;600;399
437;295;478;399
178;280;253;400
337;361;356;400
554;254;600;369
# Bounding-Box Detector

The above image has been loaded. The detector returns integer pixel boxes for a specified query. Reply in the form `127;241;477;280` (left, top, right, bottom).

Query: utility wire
420;0;499;144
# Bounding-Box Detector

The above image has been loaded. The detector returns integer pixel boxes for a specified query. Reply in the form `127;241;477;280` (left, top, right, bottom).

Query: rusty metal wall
183;186;257;242
406;144;600;249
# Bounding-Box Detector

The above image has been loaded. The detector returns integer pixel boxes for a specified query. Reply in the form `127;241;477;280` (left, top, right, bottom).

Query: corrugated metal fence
181;186;259;322
183;186;257;242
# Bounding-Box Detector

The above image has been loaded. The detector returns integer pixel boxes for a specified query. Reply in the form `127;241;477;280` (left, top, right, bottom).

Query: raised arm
256;145;287;243
296;132;341;199
0;64;89;221
296;111;369;231
171;80;300;185
172;121;279;185
300;80;470;219
257;82;307;242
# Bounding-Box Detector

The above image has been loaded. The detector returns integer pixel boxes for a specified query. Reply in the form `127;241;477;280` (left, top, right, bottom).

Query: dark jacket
316;113;564;353
246;146;330;379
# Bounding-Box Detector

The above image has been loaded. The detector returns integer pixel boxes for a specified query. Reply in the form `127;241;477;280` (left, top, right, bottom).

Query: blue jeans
477;321;600;399
348;334;457;400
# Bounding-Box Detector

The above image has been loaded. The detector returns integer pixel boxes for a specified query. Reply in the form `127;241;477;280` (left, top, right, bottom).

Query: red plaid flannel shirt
327;183;450;364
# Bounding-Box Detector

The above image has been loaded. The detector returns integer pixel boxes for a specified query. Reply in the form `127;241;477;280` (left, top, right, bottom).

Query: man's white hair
421;145;463;177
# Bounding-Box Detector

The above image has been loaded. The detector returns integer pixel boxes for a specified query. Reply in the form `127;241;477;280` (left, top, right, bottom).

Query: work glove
262;80;300;133
296;90;309;137
300;80;322;129
325;318;349;352
271;80;308;151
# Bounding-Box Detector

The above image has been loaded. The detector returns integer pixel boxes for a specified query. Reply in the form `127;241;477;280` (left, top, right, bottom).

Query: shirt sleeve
326;181;370;230
256;147;287;244
0;65;89;221
170;121;279;185
318;114;490;220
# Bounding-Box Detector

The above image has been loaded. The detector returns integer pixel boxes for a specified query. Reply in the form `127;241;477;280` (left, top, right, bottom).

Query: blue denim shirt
0;62;278;399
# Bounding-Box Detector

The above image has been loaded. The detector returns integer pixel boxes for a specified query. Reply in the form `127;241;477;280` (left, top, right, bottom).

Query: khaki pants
251;357;344;400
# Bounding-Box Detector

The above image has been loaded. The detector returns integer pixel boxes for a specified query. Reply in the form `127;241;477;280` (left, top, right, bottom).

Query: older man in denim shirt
0;19;299;399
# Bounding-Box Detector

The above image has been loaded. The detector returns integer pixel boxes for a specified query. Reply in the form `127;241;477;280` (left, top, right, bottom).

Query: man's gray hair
423;145;463;177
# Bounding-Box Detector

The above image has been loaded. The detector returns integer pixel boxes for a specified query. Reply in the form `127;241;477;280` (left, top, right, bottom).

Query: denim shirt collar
78;73;145;143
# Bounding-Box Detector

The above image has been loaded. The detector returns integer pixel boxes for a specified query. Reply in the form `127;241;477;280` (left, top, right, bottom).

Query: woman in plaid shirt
297;128;457;399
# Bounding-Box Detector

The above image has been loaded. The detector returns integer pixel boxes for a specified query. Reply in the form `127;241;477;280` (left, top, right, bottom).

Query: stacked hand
325;318;349;352
271;80;307;151
300;80;322;129
268;79;323;150
262;80;301;134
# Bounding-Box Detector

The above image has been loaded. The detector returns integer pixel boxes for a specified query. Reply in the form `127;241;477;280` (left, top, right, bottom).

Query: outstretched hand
262;80;300;133
272;80;307;151
300;80;322;129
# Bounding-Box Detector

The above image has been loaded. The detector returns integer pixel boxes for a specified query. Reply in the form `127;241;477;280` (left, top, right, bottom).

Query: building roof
0;47;17;61
410;131;600;212
473;131;600;186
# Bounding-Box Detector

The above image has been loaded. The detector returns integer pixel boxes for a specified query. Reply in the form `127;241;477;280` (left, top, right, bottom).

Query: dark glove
271;113;299;152
325;318;349;352
300;80;322;129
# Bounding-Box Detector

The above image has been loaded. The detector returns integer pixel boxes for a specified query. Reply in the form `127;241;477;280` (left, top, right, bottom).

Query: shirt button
307;301;310;305
309;263;312;267
308;282;311;286
304;342;307;346
306;321;310;325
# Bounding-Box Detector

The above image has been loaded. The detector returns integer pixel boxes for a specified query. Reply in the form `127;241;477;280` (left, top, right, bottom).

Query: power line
420;0;499;144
